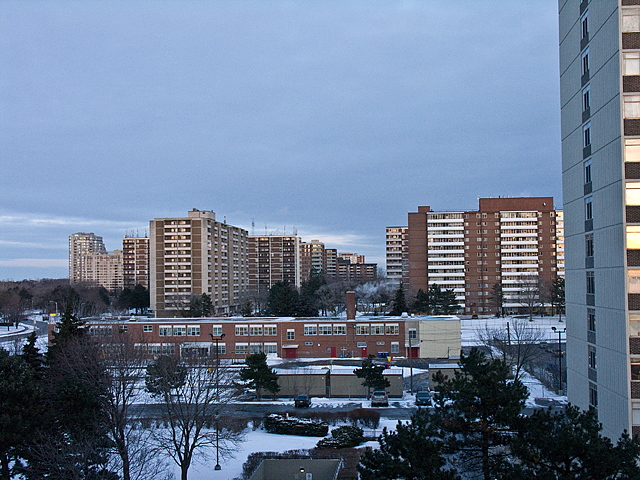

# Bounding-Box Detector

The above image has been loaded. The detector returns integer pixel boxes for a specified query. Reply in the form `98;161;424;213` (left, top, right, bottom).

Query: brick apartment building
387;197;565;315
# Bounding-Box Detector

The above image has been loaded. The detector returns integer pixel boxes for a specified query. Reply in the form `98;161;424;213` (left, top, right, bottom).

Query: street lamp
209;332;225;471
551;326;566;393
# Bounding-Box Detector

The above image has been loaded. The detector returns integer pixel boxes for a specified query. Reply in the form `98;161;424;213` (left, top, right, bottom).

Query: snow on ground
174;418;402;480
461;315;566;346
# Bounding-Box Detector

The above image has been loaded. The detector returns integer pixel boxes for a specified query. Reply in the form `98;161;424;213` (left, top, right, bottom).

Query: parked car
415;391;433;407
294;394;311;408
370;390;389;407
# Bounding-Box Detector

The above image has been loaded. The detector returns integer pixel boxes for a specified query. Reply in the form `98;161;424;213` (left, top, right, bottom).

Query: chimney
346;291;356;320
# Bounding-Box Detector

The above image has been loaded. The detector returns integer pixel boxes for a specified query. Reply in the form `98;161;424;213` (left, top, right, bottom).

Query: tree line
359;348;640;480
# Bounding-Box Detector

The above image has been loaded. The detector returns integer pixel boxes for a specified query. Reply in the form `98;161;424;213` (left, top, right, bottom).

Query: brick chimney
346;291;356;320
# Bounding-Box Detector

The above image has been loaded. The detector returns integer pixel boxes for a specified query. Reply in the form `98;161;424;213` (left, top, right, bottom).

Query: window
623;9;640;32
305;342;313;346
356;324;369;335
628;227;640;249
626;139;640;162
173;326;186;336
391;342;400;354
286;329;295;340
627;183;640;205
633;364;640;381
371;324;384;335
264;343;277;354
385;324;399;335
333;324;346;335
159;326;172;336
162;344;175;355
143;325;153;333
585;197;593;220
214;343;226;354
212;325;222;336
629;270;640;293
235;325;248;336
187;325;200;336
119;325;128;333
588;308;596;331
625;96;640;119
235;343;248;354
304;324;317;336
588;346;597;369
586;233;594;257
584;159;592;184
249;325;263;336
583;123;591;148
264;325;277;336
250;343;263;354
582;49;589;75
318;325;332;335
148;344;161;355
581;11;589;39
589;382;598;408
625;52;640;76
408;328;417;339
587;271;595;294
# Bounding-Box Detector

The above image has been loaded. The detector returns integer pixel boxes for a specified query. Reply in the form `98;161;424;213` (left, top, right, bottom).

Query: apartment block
123;236;149;289
559;0;640;439
386;227;408;285
82;250;123;292
324;248;337;277
389;197;564;315
69;232;107;284
248;235;302;298
150;209;249;317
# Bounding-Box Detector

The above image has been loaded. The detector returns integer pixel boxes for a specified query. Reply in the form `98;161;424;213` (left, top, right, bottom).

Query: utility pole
551;326;566;393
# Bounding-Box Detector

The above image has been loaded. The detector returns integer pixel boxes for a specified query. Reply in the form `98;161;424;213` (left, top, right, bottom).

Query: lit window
626;139;640;162
627;183;640;205
356;324;369;335
628;270;640;293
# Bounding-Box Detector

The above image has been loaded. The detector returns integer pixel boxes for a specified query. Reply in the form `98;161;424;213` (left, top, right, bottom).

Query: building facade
123;236;149;290
388;198;564;315
150;209;249;317
248;235;302;299
559;0;640;438
69;232;107;284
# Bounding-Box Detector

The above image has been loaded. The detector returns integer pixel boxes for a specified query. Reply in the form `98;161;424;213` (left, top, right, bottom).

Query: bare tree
145;354;243;480
476;318;545;381
101;332;172;480
516;276;543;322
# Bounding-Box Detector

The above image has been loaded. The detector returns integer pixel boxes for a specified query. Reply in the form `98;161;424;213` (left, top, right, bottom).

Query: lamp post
209;333;225;471
551;326;566;393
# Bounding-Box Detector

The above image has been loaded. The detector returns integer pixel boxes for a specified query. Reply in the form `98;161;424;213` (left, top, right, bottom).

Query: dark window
587;271;595;294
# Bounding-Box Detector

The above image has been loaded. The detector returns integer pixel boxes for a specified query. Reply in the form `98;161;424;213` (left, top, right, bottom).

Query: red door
361;347;367;357
329;347;336;358
285;348;297;359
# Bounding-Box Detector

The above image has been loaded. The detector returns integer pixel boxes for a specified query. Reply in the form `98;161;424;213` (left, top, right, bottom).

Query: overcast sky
0;1;562;281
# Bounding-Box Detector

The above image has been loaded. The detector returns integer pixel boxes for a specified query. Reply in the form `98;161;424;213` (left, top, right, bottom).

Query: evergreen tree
239;352;280;400
550;277;565;320
434;348;528;480
412;288;430;314
297;269;326;316
440;288;459;314
389;284;407;316
488;283;504;317
241;300;254;317
355;355;391;398
428;283;443;314
359;409;459;480
504;405;640;479
51;297;85;347
266;281;299;316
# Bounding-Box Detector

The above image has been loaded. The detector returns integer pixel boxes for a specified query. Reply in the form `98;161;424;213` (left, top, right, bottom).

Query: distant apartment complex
69;232;124;291
386;197;565;315
150;209;249;317
123;236;150;289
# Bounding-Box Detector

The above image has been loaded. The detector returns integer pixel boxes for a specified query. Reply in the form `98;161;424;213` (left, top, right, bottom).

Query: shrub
316;425;364;449
347;408;380;429
263;414;329;437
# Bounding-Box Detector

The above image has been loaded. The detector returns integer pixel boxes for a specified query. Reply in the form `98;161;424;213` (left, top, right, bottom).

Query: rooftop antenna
265;224;267;235
293;225;298;236
251;219;255;236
